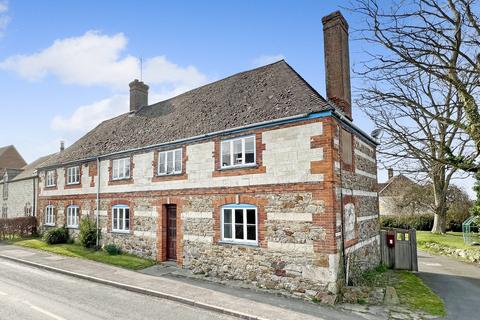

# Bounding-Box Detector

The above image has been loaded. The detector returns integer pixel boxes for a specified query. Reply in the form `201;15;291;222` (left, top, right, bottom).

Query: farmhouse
36;11;379;300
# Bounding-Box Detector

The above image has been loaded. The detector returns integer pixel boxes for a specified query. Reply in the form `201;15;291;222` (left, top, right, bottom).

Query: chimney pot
60;141;65;152
388;168;394;180
322;11;352;120
129;79;149;112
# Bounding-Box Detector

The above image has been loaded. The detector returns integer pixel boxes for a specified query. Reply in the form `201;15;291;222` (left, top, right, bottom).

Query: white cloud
252;54;285;67
0;0;10;37
1;30;209;134
51;94;129;132
0;30;207;90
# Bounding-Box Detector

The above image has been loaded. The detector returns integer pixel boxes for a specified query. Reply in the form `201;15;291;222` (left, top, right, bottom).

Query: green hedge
43;226;69;244
380;214;434;231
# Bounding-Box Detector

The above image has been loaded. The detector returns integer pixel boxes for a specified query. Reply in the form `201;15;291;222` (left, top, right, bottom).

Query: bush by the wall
79;217;99;248
103;243;121;255
43;226;69;244
380;214;434;231
0;216;37;240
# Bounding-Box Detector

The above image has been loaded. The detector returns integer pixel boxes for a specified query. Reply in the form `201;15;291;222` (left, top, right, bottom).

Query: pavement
0;244;364;320
417;250;480;320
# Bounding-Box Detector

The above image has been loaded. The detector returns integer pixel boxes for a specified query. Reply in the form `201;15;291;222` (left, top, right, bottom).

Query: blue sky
0;0;475;196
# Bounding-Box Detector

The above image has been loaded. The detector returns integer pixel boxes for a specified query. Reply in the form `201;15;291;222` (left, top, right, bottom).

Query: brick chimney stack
322;11;352;120
129;79;149;112
60;140;65;152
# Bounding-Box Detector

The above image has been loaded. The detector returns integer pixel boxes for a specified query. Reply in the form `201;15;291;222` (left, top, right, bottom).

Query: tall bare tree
353;0;479;232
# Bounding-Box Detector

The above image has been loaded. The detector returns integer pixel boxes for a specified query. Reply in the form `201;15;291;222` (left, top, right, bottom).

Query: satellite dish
371;128;384;140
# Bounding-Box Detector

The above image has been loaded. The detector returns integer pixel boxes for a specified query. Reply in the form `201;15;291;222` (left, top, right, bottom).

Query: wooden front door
166;205;177;261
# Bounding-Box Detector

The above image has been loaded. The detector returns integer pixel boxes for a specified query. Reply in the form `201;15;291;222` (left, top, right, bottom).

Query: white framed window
158;148;182;175
112;158;131;180
1;205;7;219
45;205;55;226
46;170;56;187
221;204;258;245
112;205;130;233
66;166;80;185
66;206;79;228
221;135;256;168
24;202;32;216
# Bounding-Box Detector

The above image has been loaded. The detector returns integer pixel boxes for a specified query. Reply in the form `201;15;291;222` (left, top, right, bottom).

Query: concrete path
0;244;364;320
417;250;480;320
0;258;235;320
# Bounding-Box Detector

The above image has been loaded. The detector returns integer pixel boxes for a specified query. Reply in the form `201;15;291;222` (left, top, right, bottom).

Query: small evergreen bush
380;214;434;231
43;226;69;244
103;243;121;255
79;217;99;248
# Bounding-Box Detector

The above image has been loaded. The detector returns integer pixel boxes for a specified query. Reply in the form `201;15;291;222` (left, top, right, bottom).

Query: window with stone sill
66;205;79;228
221;204;258;245
46;170;56;187
66;166;80;185
112;157;131;180
221;135;256;169
112;205;130;233
45;205;55;226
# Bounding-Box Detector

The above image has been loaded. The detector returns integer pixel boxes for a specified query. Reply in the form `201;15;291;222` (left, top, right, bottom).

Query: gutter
38;110;333;170
40;108;377;171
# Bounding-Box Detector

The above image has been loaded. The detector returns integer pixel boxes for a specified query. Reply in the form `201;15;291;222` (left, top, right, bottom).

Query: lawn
358;265;446;317
10;238;156;270
416;231;480;251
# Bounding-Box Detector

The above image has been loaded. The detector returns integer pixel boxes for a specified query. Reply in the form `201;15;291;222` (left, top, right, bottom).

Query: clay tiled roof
42;60;331;167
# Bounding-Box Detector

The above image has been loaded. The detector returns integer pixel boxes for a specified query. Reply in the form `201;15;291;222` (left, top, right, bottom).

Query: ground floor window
221;204;257;245
112;205;130;232
1;205;7;218
45;205;55;226
66;205;79;228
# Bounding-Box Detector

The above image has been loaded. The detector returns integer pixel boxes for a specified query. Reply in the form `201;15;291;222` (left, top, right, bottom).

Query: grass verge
417;231;480;251
8;238;156;270
358;265;446;317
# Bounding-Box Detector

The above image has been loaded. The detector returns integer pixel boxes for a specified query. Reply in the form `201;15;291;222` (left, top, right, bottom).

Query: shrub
43;226;69;244
0;216;37;240
380;214;434;231
78;217;99;248
103;243;121;255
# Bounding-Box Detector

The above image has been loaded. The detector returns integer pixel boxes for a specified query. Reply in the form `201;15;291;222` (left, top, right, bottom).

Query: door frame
156;199;183;266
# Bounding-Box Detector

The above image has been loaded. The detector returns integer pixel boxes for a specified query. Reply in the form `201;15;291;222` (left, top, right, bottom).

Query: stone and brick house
0;145;27;218
378;168;430;216
1;149;56;219
36;11;380;300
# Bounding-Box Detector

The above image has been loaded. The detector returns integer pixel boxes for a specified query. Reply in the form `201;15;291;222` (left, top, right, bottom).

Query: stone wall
0;178;36;218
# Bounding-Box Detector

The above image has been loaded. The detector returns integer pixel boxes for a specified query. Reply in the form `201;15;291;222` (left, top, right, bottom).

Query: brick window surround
64;165;83;189
108;156;135;186
64;201;82;229
213;195;267;248
152;146;188;182
212;132;266;177
107;200;135;234
44;170;58;190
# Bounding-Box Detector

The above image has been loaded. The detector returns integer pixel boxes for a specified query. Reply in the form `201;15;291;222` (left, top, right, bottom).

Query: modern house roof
0;145;27;171
42;60;332;168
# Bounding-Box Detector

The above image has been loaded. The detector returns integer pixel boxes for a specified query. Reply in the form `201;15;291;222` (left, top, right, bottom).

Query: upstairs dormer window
46;170;56;187
221;135;256;168
158;148;182;175
66;166;80;185
112;157;131;180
